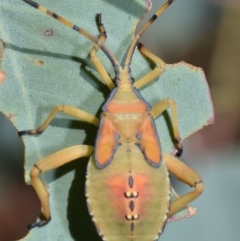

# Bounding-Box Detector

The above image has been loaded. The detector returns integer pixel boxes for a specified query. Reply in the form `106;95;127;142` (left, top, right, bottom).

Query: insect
19;0;203;240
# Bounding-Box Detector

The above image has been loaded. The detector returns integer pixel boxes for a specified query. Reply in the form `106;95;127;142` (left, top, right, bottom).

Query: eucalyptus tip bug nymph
19;0;204;240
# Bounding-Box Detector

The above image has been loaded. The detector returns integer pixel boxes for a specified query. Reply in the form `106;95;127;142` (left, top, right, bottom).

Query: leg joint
194;179;204;195
55;104;64;112
167;98;176;106
100;31;107;36
30;164;42;178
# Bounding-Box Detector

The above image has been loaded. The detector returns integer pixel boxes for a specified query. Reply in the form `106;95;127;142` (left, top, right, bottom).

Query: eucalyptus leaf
0;0;213;240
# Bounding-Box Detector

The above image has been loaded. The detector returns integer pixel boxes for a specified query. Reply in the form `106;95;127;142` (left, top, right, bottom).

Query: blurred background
1;0;240;240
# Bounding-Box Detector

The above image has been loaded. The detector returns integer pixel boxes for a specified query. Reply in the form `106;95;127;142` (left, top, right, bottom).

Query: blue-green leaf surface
0;0;214;240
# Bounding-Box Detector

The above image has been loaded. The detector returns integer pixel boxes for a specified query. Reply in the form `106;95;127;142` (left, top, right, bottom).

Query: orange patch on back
134;174;148;188
106;173;154;219
95;115;119;168
106;174;128;219
105;101;148;113
136;116;161;167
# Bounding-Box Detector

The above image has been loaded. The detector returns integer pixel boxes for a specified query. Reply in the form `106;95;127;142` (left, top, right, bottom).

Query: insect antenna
21;0;120;76
124;0;174;67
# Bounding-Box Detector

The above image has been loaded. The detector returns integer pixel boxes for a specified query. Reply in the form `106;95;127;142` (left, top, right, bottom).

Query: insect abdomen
86;143;170;241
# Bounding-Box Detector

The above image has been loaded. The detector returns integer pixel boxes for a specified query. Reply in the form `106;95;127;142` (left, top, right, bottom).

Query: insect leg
125;0;174;67
18;104;99;136
163;153;203;217
90;14;114;90
29;145;94;228
134;43;166;89
21;0;120;76
150;99;183;156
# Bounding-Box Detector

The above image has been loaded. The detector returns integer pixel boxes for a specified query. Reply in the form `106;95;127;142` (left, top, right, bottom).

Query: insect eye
130;77;135;84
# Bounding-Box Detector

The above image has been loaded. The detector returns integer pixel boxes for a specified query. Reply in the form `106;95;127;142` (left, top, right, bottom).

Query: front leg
134;43;166;89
